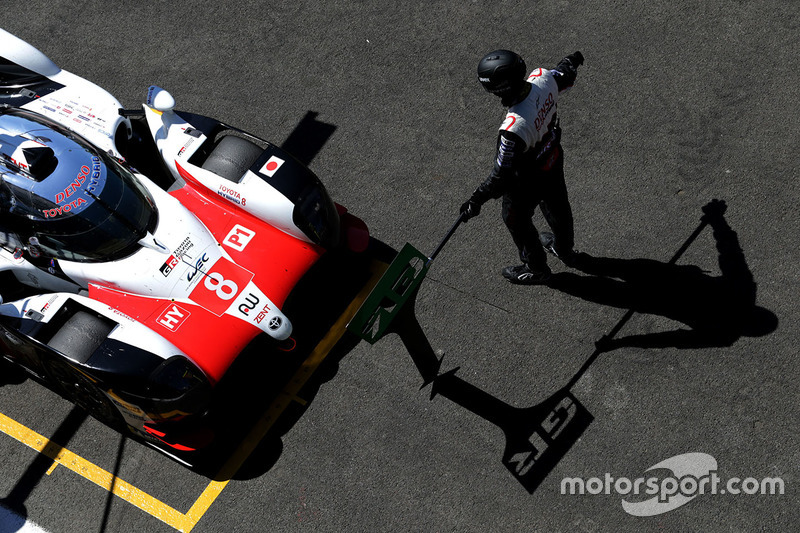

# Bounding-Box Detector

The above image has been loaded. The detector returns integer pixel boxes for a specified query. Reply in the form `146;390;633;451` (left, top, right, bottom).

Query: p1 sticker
260;156;285;177
223;224;256;252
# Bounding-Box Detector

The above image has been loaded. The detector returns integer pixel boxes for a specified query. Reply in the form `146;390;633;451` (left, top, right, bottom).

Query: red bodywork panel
90;163;324;384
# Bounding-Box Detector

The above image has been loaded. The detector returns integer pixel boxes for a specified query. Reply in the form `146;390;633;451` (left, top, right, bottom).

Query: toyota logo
268;316;282;330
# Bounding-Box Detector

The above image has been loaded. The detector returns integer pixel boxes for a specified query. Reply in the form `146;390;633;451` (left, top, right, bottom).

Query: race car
0;29;369;456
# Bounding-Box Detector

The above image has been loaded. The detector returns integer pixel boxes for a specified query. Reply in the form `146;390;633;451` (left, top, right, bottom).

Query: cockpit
0;108;157;262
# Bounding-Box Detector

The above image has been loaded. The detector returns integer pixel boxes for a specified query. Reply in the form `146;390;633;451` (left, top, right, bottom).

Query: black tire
45;311;123;428
48;311;113;364
201;135;263;182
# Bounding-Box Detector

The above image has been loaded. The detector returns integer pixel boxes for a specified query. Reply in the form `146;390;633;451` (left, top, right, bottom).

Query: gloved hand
568;51;584;66
460;199;481;221
701;199;727;222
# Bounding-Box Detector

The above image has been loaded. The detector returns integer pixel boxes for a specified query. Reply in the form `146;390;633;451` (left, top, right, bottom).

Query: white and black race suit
470;53;582;270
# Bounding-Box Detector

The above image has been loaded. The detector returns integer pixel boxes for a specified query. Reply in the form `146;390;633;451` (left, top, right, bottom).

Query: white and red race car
0;29;369;456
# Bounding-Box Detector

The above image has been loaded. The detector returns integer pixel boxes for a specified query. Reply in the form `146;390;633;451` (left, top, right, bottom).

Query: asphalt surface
1;1;798;531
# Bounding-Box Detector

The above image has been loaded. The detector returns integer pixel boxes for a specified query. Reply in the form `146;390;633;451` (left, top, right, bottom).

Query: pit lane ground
1;1;798;531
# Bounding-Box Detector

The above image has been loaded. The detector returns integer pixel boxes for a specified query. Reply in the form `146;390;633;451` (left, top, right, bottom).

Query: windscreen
0;109;157;262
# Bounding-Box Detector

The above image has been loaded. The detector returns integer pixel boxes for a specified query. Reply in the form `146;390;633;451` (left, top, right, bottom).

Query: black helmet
477;50;527;101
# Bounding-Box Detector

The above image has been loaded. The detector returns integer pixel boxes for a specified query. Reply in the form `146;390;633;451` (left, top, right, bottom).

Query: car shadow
280;111;337;167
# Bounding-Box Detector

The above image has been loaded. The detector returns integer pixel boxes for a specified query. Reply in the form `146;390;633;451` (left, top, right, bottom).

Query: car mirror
146;86;176;112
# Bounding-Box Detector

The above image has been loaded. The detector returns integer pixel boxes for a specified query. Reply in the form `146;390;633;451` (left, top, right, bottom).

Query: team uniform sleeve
551;51;584;92
470;130;527;204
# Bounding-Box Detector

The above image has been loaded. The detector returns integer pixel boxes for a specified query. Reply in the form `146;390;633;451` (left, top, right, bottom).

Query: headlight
146;356;211;420
292;183;340;249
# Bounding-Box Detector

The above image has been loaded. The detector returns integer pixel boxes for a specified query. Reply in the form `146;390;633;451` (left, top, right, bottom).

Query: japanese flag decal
260;156;285;177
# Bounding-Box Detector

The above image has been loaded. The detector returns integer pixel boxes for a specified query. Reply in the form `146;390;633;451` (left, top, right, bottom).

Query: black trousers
501;147;574;270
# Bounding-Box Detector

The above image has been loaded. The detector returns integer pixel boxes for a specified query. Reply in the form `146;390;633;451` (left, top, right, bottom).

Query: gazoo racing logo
159;237;194;277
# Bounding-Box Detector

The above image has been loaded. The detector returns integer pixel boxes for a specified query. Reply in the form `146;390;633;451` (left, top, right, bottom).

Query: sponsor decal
223;224;256;252
534;93;555;131
39;295;58;314
42;198;87;218
53;157;101;204
156;303;191;332
177;137;194;157
159;237;193;277
217;184;246;206
254;302;272;324
237;292;260;316
3;154;28;171
186;253;210;283
268;316;283;331
259;155;285;177
497;135;516;168
159;254;180;277
172;236;194;257
146;86;158;106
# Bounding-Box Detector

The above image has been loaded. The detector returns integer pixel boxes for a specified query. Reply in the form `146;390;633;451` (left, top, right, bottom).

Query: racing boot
502;263;552;285
539;232;583;267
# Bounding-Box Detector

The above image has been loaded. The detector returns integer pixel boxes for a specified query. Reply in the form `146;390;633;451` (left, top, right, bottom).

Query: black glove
567;51;584;66
460;199;481;221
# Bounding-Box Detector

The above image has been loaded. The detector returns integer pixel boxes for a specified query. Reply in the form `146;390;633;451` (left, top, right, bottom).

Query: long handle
426;212;466;267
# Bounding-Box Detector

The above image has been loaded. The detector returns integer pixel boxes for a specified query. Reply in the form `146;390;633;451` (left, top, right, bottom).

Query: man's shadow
548;200;778;352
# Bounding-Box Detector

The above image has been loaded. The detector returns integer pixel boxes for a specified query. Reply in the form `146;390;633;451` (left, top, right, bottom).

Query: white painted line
0;501;52;532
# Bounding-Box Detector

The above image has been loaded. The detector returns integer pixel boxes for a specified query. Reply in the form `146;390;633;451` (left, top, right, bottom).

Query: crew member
461;49;584;284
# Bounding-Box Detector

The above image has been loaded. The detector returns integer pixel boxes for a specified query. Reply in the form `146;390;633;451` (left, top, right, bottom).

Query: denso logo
54;157;101;203
534;92;555;131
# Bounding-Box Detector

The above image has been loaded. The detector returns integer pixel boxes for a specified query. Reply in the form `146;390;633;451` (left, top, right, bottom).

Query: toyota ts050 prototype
0;29;369;456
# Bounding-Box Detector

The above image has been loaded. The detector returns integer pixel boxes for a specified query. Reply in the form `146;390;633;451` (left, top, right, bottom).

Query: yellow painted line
0;411;192;530
292;395;308;406
0;259;389;532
